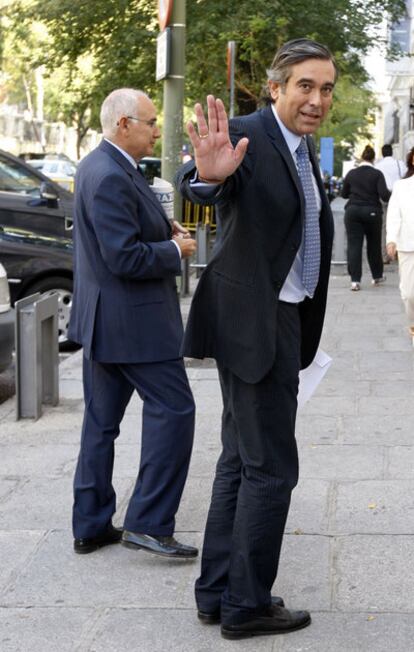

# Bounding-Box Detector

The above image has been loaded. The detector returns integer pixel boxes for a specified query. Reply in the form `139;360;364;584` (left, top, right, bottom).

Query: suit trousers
344;204;383;282
195;302;301;625
73;356;195;539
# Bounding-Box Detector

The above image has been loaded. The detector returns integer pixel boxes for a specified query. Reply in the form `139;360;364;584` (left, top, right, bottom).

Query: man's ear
268;81;280;102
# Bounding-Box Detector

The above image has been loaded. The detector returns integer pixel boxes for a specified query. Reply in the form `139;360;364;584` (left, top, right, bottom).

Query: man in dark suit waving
176;39;336;638
69;88;198;559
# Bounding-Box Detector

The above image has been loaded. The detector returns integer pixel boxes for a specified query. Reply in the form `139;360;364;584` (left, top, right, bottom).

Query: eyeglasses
117;116;158;128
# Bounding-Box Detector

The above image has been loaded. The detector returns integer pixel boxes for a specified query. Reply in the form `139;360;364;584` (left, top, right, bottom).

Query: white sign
156;29;171;81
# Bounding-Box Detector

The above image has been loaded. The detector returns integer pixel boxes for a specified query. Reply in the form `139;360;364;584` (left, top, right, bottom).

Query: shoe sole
221;615;311;639
121;539;197;559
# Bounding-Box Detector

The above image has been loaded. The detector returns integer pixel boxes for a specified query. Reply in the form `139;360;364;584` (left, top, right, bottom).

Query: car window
139;159;161;184
63;163;76;176
0;154;41;195
43;162;59;174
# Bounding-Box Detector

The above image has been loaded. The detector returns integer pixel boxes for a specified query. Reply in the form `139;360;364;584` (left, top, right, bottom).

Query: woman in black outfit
342;145;391;291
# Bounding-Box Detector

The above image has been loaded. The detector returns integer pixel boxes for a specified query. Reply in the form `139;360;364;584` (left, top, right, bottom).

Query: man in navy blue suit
69;88;198;559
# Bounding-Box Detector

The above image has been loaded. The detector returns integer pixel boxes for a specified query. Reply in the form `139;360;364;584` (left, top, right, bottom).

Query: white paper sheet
297;349;332;410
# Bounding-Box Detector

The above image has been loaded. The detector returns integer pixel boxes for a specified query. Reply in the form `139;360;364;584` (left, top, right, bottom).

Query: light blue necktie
296;138;321;297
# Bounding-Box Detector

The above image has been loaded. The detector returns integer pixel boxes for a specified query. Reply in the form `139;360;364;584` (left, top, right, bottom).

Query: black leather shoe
74;525;122;554
221;605;311;639
198;596;285;625
121;530;198;559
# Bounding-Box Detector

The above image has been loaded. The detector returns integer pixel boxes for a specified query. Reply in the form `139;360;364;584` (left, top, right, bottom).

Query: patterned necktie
296;138;321;297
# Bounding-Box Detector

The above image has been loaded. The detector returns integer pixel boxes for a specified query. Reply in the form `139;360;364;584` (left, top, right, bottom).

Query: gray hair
266;38;338;91
100;88;148;137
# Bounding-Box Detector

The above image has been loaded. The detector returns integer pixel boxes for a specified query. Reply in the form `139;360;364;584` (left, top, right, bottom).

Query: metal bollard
330;197;347;265
192;223;211;277
15;293;59;420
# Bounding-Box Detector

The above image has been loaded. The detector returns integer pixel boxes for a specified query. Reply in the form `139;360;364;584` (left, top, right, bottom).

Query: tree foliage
1;0;407;155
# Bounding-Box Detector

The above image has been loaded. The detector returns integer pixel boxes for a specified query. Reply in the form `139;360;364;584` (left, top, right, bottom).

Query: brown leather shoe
198;596;285;625
221;605;311;639
74;525;122;554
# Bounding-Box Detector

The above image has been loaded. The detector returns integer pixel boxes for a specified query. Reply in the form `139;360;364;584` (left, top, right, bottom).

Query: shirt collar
104;138;137;169
270;104;302;155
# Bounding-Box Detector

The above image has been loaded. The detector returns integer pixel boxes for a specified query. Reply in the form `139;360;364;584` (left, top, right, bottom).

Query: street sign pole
158;0;186;221
227;41;236;119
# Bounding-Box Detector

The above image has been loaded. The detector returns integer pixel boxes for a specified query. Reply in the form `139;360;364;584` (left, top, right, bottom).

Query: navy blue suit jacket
69;139;183;363
176;106;334;383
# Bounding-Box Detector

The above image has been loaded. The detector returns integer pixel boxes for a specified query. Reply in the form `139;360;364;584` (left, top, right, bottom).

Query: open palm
187;95;249;183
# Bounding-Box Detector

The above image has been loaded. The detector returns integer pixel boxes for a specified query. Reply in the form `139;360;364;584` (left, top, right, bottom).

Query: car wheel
23;276;78;351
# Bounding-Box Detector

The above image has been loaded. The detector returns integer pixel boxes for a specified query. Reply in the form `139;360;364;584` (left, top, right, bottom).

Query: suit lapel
98;140;171;230
259;106;305;217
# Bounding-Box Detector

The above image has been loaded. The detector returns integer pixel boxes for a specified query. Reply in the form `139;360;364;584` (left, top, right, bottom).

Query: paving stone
299;445;385;480
295;415;339;445
387;446;414;479
358;396;414;416
0;530;44;593
285;480;331;535
0;607;95;652
0;443;79;477
334;480;414;534
358;351;414;379
274;534;332;610
0;478;18;502
89;608;274;652
340;415;414;446
58;378;84;400
334;535;414;611
277;613;414;652
2;529;202;608
368;380;414;398
300;396;357;417
313;378;370;397
0;477;132;530
175;476;213;533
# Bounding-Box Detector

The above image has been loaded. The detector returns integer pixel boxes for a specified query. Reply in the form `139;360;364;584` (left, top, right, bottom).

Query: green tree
2;0;407;157
5;0;159;155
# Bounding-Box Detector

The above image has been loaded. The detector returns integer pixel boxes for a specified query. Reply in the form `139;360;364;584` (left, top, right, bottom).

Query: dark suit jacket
68;139;183;363
175;105;334;383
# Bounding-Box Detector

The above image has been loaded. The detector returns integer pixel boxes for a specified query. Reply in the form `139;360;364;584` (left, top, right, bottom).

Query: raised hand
186;95;249;184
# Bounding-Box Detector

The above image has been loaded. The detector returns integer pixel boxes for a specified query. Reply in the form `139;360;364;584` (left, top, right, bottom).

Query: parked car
26;158;77;192
0;148;74;238
0;262;15;372
0;225;73;348
139;156;161;184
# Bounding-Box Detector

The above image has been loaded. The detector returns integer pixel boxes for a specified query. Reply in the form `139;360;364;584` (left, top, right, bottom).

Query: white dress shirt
375;156;407;191
270;106;321;303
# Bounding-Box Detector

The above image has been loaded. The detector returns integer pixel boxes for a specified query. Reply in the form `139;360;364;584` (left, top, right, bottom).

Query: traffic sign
158;0;173;31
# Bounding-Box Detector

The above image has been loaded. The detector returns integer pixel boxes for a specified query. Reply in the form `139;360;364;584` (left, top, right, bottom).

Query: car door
0;151;70;238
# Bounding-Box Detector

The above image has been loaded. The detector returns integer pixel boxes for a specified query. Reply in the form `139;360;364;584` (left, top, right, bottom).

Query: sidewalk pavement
1;262;414;652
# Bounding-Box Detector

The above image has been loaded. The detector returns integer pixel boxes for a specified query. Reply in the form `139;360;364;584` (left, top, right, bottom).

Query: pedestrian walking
176;38;336;639
386;146;414;346
375;143;407;263
69;88;198;559
342;145;391;291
